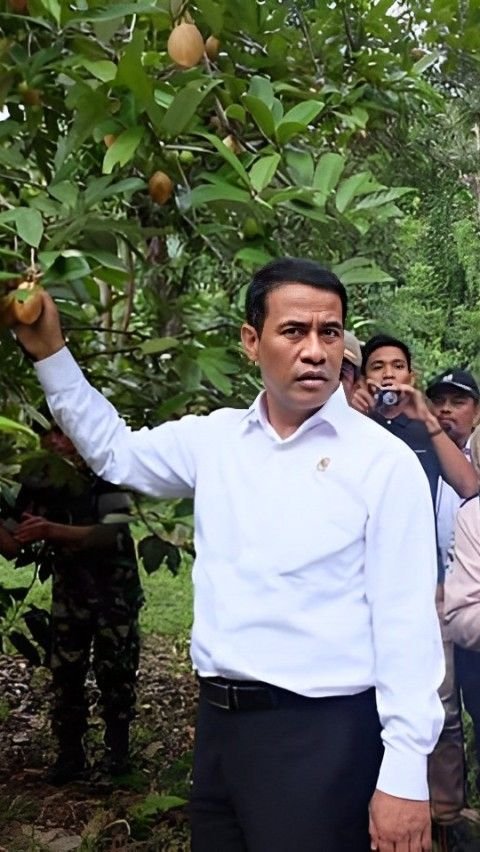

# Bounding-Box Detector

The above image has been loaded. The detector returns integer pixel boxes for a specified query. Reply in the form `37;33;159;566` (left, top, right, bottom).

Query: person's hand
14;513;52;544
389;384;432;423
369;790;431;851
351;380;376;414
12;290;65;362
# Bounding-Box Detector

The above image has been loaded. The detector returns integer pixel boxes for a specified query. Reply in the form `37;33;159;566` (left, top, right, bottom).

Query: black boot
103;719;131;776
46;739;87;786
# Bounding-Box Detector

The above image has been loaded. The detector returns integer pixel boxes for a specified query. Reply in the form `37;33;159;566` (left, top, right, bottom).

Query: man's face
428;389;478;447
241;283;344;431
364;345;412;388
41;428;76;458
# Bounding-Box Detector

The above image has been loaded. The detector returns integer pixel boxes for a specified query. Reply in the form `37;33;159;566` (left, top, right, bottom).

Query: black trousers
455;644;480;795
190;684;383;852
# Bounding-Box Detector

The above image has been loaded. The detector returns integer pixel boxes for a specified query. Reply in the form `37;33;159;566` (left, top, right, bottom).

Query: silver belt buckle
209;682;231;710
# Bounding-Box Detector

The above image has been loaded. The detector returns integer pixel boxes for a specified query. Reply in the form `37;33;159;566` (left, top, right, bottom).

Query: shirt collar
240;383;351;442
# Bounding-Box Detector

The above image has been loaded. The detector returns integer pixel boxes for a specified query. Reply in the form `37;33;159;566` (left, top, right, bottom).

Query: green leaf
48;181;79;209
285;150;314;186
335;265;394;285
313;152;346;197
140;337;179;355
80;59;117;82
248;76;275;108
234;247;273;267
15;208;43;248
83;177;145;207
281;100;325;126
197;131;251;187
351;187;414;211
0;417;37;439
249;153;281;193
102;127;144;175
186;183;251;209
61;89;110;162
197;347;238;394
275;101;324;143
162;81;220;137
85;250;127;272
38;0;61;24
130;792;187;819
116;29;163;127
242;95;275;138
335;172;371;213
66;2;162;25
225;104;246;123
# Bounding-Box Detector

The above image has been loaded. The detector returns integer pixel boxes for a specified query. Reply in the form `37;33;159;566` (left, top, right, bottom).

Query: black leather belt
198;677;278;711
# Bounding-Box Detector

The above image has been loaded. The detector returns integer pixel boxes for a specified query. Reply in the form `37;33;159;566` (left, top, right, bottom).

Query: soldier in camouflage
2;420;143;784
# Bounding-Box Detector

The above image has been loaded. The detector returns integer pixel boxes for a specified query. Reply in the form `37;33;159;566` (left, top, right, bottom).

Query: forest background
0;0;480;847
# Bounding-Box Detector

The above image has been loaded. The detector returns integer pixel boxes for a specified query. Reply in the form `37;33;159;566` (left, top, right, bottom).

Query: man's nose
301;333;326;363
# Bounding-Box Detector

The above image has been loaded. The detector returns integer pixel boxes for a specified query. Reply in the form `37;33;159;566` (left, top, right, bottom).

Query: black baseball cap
426;369;480;402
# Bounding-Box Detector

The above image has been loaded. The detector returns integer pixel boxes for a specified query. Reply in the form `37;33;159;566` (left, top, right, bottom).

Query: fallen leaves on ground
0;634;197;850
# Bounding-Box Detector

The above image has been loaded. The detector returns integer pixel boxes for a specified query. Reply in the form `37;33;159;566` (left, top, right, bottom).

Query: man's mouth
438;417;455;430
296;371;328;387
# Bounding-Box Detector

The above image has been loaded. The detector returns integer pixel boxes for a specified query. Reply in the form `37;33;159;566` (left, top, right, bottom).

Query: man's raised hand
12;290;65;362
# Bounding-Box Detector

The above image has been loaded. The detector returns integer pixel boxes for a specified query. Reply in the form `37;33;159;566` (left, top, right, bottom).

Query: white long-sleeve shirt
36;347;444;800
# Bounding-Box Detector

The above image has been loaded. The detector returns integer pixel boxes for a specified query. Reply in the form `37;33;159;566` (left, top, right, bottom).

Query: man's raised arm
13;292;196;499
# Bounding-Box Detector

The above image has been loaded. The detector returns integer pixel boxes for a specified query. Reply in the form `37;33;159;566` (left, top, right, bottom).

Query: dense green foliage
0;0;480;603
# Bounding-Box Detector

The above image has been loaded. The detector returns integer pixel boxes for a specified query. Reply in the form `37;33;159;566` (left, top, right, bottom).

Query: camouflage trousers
50;573;141;741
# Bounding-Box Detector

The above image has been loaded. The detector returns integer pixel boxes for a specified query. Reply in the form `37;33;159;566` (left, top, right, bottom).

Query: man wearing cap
425;369;480;837
340;330;362;403
426;369;480;572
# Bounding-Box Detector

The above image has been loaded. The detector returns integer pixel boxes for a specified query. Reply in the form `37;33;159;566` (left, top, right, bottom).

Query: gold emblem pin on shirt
316;457;331;472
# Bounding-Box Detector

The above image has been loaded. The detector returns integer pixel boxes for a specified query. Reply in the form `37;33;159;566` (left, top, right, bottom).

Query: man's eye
323;328;340;338
283;328;302;337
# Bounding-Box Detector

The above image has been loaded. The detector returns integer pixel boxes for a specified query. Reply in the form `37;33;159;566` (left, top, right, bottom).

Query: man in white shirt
13;258;444;852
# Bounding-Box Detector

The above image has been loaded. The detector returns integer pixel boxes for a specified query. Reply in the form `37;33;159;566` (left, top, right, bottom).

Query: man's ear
241;323;259;363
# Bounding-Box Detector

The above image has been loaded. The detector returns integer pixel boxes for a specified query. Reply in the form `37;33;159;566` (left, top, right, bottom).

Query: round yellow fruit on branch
0;281;44;327
148;171;174;205
205;36;220;60
167;22;205;68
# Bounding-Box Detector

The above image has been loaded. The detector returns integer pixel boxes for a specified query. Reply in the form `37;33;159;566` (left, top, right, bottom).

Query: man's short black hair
361;334;412;374
245;257;348;333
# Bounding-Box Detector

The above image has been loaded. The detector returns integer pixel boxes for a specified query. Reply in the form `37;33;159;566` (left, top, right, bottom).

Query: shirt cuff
376;746;428;800
34;347;83;394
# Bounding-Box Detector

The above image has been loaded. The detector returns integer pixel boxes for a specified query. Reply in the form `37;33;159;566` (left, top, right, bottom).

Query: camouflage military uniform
15;464;143;755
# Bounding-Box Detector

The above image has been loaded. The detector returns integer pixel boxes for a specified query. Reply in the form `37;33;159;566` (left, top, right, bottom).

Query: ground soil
0;635;197;851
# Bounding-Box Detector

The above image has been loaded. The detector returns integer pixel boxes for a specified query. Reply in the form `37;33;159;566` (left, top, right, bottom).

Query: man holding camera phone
351;334;476;508
352;334;478;842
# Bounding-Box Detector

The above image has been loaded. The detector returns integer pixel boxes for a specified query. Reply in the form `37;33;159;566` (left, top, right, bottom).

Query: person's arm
399;385;478;498
0;523;19;559
364;446;444;849
14;513;126;553
352;379;478;497
12;292;197;499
